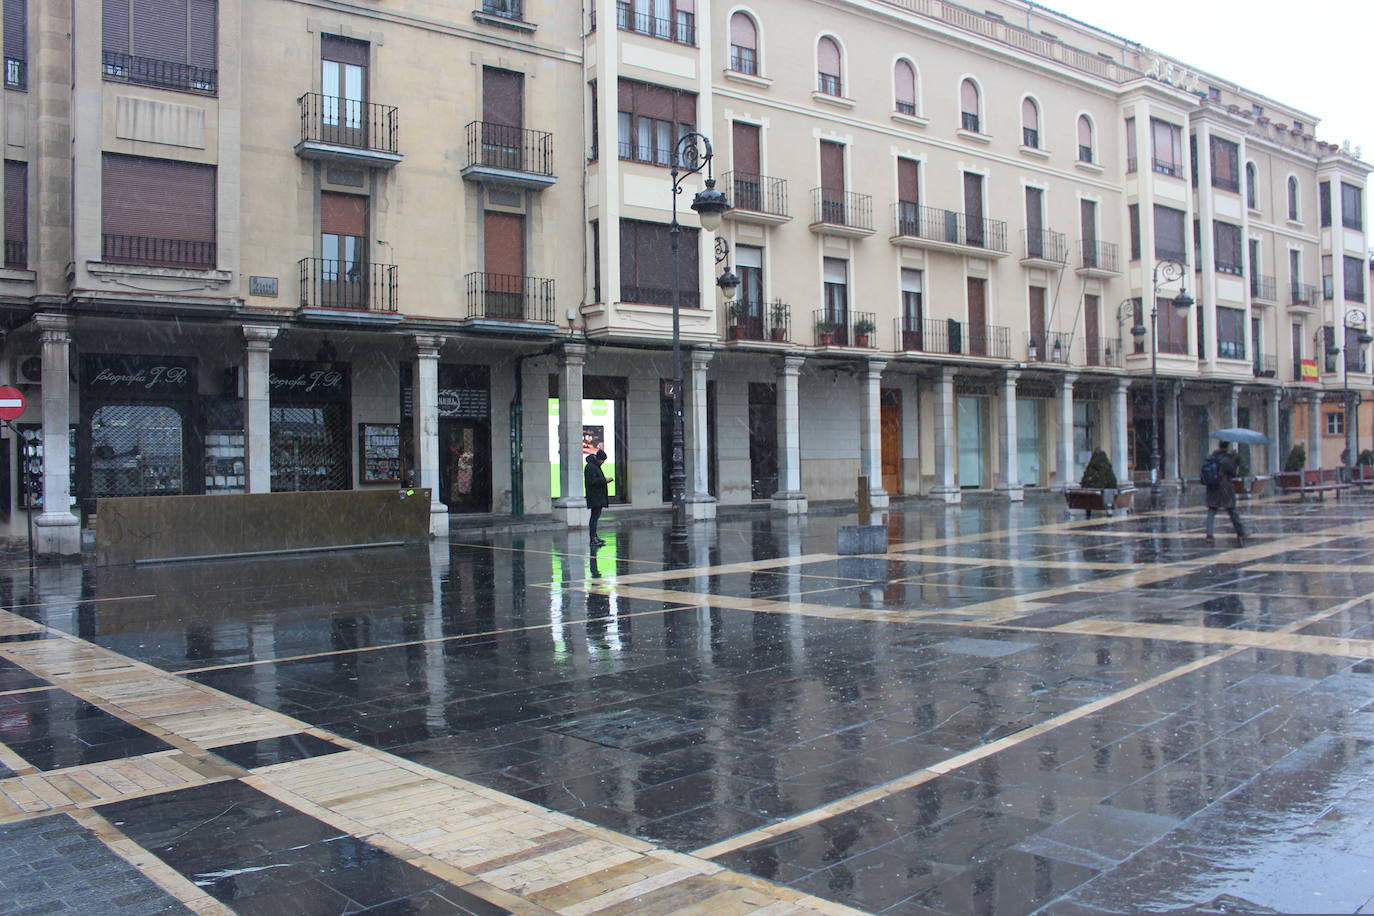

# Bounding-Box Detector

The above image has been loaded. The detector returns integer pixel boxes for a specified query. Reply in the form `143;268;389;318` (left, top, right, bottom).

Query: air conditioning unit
13;355;40;384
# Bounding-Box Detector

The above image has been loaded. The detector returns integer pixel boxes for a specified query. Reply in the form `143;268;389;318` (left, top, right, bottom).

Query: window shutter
5;160;25;247
674;88;695;128
321;34;368;66
131;0;187;63
482;67;523;128
636;82;673;120
735;244;762;269
102;153;215;241
731;121;759;174
617;78;634;111
483;211;524;277
320;191;367;237
960;79;978;114
819;141;843;191
102;0;129;54
188;0;215;70
894;61;915;107
4;0;26;68
817;37;839;75
1021;98;1038;130
1077;116;1091;147
729;12;754;47
900;268;922;293
897;158;918;204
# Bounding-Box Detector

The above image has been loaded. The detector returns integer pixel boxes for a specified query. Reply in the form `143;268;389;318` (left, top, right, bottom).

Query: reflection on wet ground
1;492;1373;914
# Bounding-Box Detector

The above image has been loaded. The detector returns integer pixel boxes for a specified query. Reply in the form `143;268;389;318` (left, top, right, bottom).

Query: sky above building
1040;0;1371;157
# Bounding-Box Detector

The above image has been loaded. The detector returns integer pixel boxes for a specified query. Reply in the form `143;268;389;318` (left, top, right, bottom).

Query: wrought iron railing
1079;239;1119;273
893;204;1008;252
102;234;215;269
811;188;872;230
1218;338;1247;361
298;93;399;154
1253;353;1277;377
298;258;397;312
961;111;980;132
910;317;1009;358
1021;228;1067;263
1290;282;1318;306
817;72;842;95
4;239;26;269
478;0;523;19
1082;334;1121;367
725;299;791;342
464;121;553;176
725;171;788;218
813;309;876;348
102;51;216;94
1250;274;1276;301
1028;330;1072;363
1153;156;1180;177
465;272;554;323
621;284;698;308
729;46;757;74
615;2;695;45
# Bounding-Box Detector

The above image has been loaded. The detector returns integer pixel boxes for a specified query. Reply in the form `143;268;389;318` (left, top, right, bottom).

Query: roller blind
102;153;215;241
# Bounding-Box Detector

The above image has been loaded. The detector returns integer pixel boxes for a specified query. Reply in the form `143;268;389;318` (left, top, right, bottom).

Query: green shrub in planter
1283;444;1306;472
1079;448;1118;490
1359;449;1374;467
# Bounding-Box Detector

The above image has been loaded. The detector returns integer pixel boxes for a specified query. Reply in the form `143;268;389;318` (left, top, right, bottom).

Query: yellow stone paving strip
0;750;237;821
1048;618;1374;658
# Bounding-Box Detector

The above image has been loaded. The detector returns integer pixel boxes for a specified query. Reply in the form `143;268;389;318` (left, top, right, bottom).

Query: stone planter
1064;486;1136;518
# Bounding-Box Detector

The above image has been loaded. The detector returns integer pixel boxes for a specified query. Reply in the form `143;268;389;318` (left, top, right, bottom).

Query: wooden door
1028;285;1046;356
967;277;988;356
321;36;368;147
880;388;902;495
483;211;525;318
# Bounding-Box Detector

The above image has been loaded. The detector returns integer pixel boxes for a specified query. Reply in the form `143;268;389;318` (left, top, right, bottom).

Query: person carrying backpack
1202;441;1245;545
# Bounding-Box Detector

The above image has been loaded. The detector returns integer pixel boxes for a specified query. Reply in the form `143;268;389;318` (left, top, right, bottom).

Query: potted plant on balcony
727;302;751;340
815;318;842;346
853;318;877;348
1064;448;1136;518
769;302;789;341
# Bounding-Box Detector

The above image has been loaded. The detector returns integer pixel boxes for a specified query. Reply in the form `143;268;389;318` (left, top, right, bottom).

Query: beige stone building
0;0;1367;552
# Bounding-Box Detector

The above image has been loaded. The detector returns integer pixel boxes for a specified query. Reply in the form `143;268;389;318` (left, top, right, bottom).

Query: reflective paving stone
0;689;171;771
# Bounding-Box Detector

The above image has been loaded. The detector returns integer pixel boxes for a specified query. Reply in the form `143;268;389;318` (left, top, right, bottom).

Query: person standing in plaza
584;449;611;547
1203;440;1246;545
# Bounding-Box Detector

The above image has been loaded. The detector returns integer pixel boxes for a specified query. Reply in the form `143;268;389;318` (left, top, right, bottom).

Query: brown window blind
730;11;755;46
897;157;918;204
482;67;523;128
617;78;694;124
5;0;25;84
483;211;524;277
103;0;216;70
732;121;759;174
5;159;25;266
321;34;368;66
819;141;844;191
102;153;214;241
619;218;698;307
320;191;367;237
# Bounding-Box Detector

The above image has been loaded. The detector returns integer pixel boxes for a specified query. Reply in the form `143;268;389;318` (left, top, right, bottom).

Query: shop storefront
269;361;351;491
437;365;492;513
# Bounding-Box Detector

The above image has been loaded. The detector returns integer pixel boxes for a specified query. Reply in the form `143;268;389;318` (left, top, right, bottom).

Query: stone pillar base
34;513;81;556
553;499;590;528
429;504;449;538
995;485;1025;502
770;492;808;514
929;486;962;504
866;488;890;509
686;495;717;521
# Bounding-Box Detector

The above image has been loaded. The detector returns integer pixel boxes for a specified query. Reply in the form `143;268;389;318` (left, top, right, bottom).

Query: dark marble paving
210;733;345;769
0;656;52;692
99;780;510;915
0;688;171;771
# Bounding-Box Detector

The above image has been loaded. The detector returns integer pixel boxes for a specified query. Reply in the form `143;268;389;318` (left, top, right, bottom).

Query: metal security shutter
5;160;25;243
102;153;215;240
102;0;129;55
321;34;368;66
131;0;187;63
4;0;25;74
188;0;215;70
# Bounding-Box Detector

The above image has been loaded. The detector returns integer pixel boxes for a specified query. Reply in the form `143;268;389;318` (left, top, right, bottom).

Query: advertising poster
549;398;618;499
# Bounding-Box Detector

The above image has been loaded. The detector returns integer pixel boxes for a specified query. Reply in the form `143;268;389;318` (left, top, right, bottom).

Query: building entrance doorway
880;388;902;495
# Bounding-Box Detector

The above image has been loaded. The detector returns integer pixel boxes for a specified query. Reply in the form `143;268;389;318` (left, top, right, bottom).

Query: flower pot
770;327;787;342
854;334;870;348
819;332;836;346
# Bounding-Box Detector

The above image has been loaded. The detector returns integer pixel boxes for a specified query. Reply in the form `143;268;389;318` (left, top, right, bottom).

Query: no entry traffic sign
0;385;26;421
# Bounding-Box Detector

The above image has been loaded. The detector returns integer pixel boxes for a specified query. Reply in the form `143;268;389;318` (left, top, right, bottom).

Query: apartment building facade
0;0;1367;552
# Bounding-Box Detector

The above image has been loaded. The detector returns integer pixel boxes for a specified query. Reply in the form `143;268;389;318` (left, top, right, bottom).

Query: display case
359;423;402;484
204;431;247;494
15;424;77;510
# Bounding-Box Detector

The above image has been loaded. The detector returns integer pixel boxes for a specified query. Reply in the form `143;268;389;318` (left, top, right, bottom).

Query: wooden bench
1276;468;1352;500
1351;465;1374;489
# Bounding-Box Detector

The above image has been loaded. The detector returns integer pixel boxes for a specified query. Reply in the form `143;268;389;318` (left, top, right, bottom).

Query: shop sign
438;387;489;419
83;355;195;398
269;361;349;401
1300;359;1318;381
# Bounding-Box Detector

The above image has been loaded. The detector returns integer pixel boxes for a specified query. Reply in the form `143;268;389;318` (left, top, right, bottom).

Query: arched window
1287;175;1300;220
1077;115;1094;163
894;60;916;115
960;78;980;132
817;36;841;96
1021;97;1040;147
729;12;757;75
1245;162;1258;209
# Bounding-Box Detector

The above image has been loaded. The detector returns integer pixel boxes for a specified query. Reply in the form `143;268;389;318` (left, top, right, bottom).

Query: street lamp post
668;131;731;544
1328;307;1371;474
1132;259;1193;501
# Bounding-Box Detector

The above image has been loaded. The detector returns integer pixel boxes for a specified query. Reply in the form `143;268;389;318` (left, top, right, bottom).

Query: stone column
1112;378;1130;480
242;325;277;494
930;367;959;503
771;355;807;514
995;370;1022;501
1227;384;1240;429
412;335;448;537
1164;382;1181;481
553;342;590;526
33;315;79;555
1307;395;1321;468
1267;396;1282;475
686;348;716;520
1059;373;1078;489
859;358;889;508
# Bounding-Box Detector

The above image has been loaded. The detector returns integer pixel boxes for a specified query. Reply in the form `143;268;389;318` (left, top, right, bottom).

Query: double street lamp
668;131;735;544
1131;259;1193;499
1325;306;1371;472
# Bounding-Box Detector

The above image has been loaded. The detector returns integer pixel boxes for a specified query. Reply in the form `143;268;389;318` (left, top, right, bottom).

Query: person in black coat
584;449;611;546
1204;441;1245;544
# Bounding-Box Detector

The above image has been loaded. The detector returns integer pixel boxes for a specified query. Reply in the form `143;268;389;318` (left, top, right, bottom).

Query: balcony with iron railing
299;258;398;314
1082;334;1122;368
1027;330;1072;364
295;93;402;168
473;0;533;28
1289;282;1318;307
897;317;1009;358
1250;274;1277;302
102;51;216;95
813;310;877;348
615;1;695;45
810;188;873;237
890;204;1009;255
1021;228;1067;266
621;284;699;309
1077;239;1120;276
460;121;555;189
464;272;555;328
724;300;791;343
1253;353;1277;378
723;171;788;224
102;234;215;270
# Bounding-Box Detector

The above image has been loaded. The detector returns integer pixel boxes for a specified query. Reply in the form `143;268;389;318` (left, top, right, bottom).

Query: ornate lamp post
1131;259;1193;500
1328;307;1371;472
668;132;731;544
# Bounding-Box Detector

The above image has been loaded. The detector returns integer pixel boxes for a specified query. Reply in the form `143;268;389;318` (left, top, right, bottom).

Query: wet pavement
1;491;1373;914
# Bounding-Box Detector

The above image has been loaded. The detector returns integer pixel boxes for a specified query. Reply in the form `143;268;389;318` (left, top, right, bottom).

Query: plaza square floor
0;490;1372;914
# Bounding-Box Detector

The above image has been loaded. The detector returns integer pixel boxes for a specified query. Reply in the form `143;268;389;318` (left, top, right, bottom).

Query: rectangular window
4;159;25;268
1150;118;1181;176
1124;117;1136;172
590;220;600;302
1326;411;1345;436
1292;322;1302;379
1128;204;1140;261
1210;136;1239;192
619;218;698;307
1323;254;1334;299
1153;204;1185;263
1345;255;1366;302
101;153;215;268
1217;306;1246;359
736;243;763;309
1320;181;1331;227
1158;298;1188;354
1346;326;1367;373
896;157;919;232
823;257;848;326
617;0;696;46
102;0;218;94
1324;325;1337;372
1341;182;1363;230
901;268;923;326
4;0;24;88
616;78;696;166
1214;221;1243;275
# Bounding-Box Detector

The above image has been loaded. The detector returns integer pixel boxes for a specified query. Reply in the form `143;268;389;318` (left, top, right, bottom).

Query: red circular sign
0;385;26;421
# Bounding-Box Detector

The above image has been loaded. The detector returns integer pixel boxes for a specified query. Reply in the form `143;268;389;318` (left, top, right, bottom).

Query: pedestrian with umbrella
1202;427;1265;545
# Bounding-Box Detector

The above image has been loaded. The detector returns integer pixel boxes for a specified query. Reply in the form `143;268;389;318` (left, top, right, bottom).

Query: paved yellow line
1049;618;1374;658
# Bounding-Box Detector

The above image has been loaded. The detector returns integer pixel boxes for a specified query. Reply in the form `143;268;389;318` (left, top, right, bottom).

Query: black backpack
1200;454;1224;487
